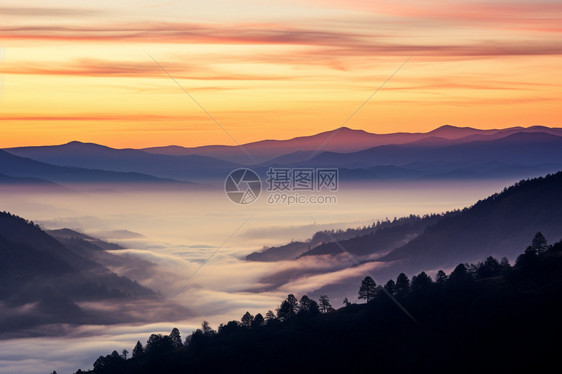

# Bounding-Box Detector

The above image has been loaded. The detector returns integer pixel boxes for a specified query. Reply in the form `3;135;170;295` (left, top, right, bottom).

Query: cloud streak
0;58;297;81
0;6;103;17
1;22;561;58
0;22;363;45
0;114;181;121
320;0;562;28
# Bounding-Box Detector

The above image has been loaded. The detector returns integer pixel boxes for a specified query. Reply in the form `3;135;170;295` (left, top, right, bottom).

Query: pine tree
132;341;144;358
202;321;214;334
277;294;298;320
299;295;320;314
411;272;433;292
170;328;183;348
318;295;333;313
435;270;448;285
253;313;265;327
241;311;254;327
358;276;377;302
396;273;411;296
532;232;548;254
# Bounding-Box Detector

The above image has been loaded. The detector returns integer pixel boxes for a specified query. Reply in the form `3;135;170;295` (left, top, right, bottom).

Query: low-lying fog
0;179;517;373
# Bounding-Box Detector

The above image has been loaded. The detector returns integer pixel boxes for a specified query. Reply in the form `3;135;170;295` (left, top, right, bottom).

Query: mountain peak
326;126;369;136
431;124;469;132
334;126;354;132
428;124;493;139
63;140;107;148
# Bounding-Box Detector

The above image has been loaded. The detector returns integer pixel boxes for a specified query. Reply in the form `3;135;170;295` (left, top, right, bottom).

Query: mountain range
289;132;562;168
142;125;562;164
0;149;192;188
2;125;562;186
4;142;237;181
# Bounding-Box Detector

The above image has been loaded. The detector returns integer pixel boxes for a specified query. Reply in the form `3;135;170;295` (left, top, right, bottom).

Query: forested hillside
79;233;562;374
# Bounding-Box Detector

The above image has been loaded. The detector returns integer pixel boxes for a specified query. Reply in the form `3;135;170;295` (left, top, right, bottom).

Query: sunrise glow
1;0;560;148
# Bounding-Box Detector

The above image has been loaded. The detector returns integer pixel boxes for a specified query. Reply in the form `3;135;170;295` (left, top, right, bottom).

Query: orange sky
1;0;561;148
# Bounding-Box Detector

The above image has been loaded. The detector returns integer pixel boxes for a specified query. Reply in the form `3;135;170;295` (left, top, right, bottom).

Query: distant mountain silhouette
146;127;398;164
0;149;193;186
250;131;562;180
5;126;562;181
5;141;239;181
282;132;562;168
0;212;154;334
0;172;69;191
333;161;561;181
427;124;494;138
142;125;562;164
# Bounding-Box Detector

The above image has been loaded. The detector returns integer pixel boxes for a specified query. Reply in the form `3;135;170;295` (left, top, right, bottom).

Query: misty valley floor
1;174;562;373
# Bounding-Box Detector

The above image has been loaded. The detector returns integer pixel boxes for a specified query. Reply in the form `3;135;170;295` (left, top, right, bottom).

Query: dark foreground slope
80;237;562;374
376;171;562;274
0;212;154;334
